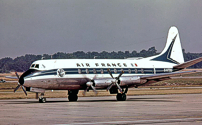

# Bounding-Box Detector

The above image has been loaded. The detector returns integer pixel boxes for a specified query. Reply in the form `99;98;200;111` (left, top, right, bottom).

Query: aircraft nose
15;71;24;85
19;76;24;85
17;69;37;85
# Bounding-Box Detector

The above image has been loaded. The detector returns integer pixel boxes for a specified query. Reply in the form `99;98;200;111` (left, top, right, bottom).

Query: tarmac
0;94;202;125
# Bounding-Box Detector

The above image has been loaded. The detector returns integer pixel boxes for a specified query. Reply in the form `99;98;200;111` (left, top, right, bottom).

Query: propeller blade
14;84;21;93
15;72;20;79
90;84;98;95
115;82;123;94
106;82;114;91
107;69;114;79
21;86;27;96
117;70;124;79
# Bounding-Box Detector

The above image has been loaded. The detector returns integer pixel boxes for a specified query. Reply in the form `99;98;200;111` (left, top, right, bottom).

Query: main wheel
68;94;78;102
39;97;46;103
116;93;126;101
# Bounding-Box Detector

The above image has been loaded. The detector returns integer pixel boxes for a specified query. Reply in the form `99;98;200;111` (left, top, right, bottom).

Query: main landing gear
116;87;128;101
116;93;126;101
68;90;78;102
39;93;46;103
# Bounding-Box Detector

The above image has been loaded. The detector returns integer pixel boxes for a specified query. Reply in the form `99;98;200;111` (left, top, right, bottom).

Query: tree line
0;47;202;73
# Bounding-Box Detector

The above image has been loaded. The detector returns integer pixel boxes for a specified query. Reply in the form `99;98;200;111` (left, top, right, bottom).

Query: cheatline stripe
24;68;170;79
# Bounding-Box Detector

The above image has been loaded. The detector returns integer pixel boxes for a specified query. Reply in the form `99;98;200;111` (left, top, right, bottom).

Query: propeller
106;69;124;93
83;75;98;96
14;72;27;96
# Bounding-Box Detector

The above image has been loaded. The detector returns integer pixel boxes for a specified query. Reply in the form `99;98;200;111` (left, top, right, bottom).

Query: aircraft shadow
127;98;178;102
3;100;68;104
3;97;178;104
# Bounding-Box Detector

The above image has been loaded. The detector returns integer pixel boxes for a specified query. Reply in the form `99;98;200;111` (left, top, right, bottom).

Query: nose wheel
39;97;46;103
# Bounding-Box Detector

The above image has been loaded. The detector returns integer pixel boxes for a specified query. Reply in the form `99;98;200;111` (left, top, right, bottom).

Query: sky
0;0;202;59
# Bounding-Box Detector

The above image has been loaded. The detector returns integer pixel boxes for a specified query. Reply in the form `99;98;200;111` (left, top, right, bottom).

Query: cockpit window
31;64;35;68
35;64;39;68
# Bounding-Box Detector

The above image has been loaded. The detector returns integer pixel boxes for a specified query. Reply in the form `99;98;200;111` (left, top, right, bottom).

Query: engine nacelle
93;76;146;88
94;78;114;87
119;76;143;86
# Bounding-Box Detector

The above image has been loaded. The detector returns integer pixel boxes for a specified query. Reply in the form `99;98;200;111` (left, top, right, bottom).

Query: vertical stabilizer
151;26;184;64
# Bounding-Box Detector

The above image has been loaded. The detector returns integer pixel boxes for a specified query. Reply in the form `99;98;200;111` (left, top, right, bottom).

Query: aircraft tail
151;26;184;64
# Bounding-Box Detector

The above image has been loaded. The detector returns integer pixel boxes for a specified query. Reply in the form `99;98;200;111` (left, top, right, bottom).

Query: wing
5;76;19;79
173;57;202;69
140;70;196;85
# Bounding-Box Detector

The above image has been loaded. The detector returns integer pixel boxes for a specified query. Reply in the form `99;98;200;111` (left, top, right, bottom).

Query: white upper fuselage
27;58;176;81
31;58;175;70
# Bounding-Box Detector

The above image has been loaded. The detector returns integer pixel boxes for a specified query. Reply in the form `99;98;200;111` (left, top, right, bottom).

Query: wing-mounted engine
119;76;146;85
93;76;146;88
83;69;147;96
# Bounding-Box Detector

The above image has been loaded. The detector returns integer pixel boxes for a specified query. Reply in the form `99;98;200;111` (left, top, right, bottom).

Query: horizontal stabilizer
173;57;202;69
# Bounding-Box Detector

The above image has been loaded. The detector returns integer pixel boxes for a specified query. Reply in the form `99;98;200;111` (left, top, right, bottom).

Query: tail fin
151;26;184;64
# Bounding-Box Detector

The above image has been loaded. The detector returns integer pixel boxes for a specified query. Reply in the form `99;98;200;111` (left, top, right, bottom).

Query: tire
116;93;126;101
39;97;46;103
116;93;122;101
68;94;78;102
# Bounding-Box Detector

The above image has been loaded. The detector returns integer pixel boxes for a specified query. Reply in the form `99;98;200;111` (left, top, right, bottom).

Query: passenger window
78;69;82;74
35;64;39;68
128;69;131;74
86;69;89;74
135;69;138;74
114;69;117;73
141;69;144;73
101;69;104;74
93;69;97;74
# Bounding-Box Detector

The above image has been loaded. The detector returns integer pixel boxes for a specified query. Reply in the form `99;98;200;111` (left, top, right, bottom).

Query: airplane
13;26;202;103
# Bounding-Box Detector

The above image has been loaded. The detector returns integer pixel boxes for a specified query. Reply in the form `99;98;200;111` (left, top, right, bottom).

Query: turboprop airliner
13;26;202;103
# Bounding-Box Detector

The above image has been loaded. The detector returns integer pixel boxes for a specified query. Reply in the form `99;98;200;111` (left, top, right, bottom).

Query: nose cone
19;76;24;85
15;71;24;85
